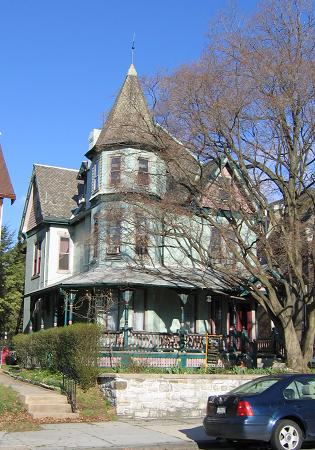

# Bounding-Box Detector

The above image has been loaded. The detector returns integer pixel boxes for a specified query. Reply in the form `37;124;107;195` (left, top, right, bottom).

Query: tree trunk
303;308;315;366
283;319;309;372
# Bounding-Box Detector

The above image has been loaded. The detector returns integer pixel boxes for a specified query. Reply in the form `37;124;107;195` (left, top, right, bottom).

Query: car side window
283;382;299;400
296;378;315;400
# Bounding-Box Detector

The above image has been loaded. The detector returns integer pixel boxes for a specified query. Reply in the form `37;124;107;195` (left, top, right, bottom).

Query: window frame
92;158;100;193
58;236;70;272
110;156;122;187
138;157;150;186
92;215;99;259
106;220;122;256
32;241;41;277
135;216;149;257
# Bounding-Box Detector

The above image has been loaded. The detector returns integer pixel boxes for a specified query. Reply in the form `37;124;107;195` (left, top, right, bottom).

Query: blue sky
0;0;256;237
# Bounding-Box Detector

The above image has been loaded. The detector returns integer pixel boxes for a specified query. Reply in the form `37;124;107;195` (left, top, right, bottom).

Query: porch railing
101;330;267;354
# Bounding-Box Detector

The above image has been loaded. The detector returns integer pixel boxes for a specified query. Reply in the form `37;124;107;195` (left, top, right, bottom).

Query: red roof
0;146;16;203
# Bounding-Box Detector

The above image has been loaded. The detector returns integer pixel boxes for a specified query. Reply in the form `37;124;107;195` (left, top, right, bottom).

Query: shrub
13;323;101;390
57;323;101;391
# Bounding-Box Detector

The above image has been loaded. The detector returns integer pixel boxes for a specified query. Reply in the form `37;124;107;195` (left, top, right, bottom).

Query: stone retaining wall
98;374;256;419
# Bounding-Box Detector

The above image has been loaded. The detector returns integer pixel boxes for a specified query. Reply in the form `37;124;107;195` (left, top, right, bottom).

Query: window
92;159;100;192
209;227;222;259
106;220;121;255
33;241;41;276
209;226;236;267
58;237;70;271
110;156;121;186
138;158;149;186
92;215;99;259
135;217;148;256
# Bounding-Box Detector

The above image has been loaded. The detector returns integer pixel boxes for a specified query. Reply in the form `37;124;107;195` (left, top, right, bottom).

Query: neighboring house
0;145;16;241
20;65;260;359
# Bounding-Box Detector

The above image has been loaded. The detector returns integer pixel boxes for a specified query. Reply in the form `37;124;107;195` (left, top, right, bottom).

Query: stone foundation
98;373;256;419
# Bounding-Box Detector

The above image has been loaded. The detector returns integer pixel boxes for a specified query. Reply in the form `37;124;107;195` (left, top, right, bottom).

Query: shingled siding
98;374;256;419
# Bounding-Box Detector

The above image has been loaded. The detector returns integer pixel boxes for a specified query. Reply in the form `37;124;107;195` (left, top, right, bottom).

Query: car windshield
230;378;280;395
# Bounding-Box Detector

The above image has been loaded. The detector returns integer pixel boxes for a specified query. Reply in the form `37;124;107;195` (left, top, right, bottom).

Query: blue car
203;374;315;450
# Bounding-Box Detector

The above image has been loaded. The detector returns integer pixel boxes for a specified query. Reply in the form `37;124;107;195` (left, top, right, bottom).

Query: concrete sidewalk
0;418;217;450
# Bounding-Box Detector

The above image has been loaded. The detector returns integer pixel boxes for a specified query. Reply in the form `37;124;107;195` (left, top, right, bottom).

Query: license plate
216;406;226;414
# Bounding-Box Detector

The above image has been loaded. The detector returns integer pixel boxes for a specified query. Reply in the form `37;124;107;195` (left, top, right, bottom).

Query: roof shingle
34;165;82;220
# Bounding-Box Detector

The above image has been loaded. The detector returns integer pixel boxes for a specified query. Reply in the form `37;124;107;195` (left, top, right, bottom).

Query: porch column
122;290;133;349
179;293;188;352
179;293;189;327
63;292;69;326
53;306;58;327
68;293;75;325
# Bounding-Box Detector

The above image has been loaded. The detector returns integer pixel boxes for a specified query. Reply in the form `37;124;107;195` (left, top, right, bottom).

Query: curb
0;445;201;450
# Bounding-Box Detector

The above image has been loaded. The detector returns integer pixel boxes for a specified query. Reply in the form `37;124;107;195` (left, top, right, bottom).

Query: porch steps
21;393;79;419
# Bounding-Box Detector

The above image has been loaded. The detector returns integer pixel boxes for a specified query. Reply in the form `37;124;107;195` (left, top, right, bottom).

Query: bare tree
135;0;314;371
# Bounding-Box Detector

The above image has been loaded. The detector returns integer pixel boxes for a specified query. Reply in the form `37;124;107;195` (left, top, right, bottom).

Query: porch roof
24;267;235;299
57;266;232;291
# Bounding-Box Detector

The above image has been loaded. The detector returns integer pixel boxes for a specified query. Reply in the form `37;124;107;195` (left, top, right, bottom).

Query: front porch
24;267;277;368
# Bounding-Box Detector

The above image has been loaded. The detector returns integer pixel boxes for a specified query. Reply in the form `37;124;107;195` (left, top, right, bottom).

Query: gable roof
20;164;82;234
0;146;16;203
86;64;161;158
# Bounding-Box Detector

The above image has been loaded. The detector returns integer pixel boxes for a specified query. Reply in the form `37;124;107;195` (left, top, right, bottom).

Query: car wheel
270;419;303;450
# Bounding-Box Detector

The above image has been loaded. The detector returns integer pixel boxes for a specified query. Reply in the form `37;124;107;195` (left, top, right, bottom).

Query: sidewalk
0;418;217;450
0;370;215;450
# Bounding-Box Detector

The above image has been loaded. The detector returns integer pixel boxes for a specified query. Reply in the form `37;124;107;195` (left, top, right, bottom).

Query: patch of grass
9;367;63;389
77;386;115;421
0;385;41;432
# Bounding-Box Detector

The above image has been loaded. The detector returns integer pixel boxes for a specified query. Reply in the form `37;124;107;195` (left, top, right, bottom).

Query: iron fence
61;373;77;412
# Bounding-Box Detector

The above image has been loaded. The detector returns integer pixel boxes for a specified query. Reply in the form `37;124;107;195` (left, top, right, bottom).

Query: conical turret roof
87;64;160;157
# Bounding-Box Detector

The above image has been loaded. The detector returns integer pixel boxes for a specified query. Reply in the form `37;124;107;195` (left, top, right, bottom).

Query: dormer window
138;158;149;186
93;159;100;192
110;156;121;186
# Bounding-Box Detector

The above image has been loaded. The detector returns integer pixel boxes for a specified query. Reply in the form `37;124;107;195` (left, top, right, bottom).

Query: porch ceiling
57;266;232;291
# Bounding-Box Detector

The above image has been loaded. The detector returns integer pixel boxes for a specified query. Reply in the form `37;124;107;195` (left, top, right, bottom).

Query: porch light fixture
206;295;212;303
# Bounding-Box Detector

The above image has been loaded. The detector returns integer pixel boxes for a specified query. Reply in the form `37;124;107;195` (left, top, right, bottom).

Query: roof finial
131;32;135;65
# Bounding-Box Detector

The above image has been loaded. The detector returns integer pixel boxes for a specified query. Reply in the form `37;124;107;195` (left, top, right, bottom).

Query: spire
127;63;137;76
87;65;160;156
0;145;15;203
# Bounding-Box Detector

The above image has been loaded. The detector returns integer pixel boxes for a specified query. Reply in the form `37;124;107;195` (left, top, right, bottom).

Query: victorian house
20;64;260;365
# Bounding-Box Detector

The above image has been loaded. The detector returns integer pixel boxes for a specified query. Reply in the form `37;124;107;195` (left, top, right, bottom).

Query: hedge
12;324;101;390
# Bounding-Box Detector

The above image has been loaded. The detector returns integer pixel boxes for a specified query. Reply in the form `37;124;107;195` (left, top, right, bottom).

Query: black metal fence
61;373;77;412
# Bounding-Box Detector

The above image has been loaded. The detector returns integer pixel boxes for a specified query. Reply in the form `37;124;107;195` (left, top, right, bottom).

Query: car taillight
236;400;254;416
